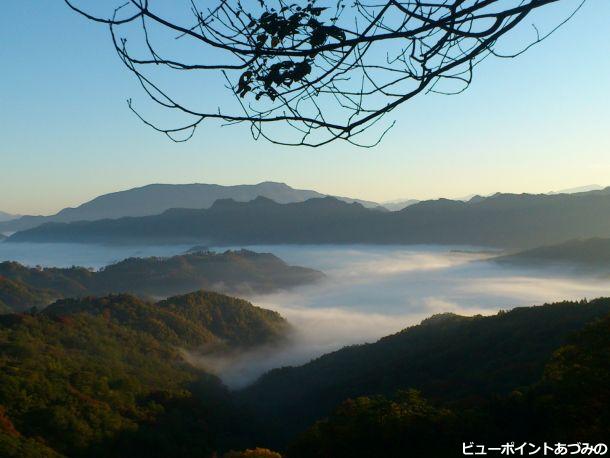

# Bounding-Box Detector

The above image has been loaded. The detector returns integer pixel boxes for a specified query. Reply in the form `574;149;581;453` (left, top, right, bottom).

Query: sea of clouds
2;242;609;388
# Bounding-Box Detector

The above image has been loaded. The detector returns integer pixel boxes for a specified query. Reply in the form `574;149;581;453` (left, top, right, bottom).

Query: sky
1;0;609;215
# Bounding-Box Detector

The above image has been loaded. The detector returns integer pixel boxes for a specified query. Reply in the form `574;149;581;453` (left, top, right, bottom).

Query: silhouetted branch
65;0;584;147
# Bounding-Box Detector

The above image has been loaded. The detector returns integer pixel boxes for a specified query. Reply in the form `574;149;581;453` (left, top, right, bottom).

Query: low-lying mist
2;242;609;389
189;245;610;389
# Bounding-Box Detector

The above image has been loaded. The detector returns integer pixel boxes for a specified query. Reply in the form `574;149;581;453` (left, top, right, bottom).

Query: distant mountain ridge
493;237;610;270
11;188;610;249
0;182;380;232
379;184;606;211
549;184;604;194
0;211;18;223
380;199;420;211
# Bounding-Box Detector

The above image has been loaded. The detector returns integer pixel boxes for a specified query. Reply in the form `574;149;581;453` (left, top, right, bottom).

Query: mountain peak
1;182;381;233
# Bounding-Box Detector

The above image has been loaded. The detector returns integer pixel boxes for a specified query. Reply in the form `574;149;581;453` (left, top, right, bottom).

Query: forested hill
43;291;290;348
238;298;610;445
0;291;290;457
11;188;610;248
287;310;610;457
0;276;57;313
493;237;610;270
1;294;609;456
0;250;324;313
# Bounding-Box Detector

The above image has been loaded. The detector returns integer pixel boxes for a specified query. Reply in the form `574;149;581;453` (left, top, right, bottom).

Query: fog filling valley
2;242;610;389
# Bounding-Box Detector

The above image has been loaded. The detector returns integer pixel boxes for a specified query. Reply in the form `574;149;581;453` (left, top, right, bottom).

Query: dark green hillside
157;291;290;347
494;237;610;270
240;299;610;445
93;249;324;297
527;311;610;441
1;292;609;457
0;277;57;313
44;292;290;349
0;311;220;457
287;390;461;458
287;309;610;458
0;292;290;457
0;262;93;298
0;250;323;313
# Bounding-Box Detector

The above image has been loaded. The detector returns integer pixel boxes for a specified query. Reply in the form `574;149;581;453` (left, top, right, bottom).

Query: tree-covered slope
92;249;324;297
0;277;58;313
44;292;290;349
1;292;609;457
0;250;323;313
286;310;610;458
0;291;290;457
0;311;221;457
239;299;610;445
156;291;290;347
0;263;93;300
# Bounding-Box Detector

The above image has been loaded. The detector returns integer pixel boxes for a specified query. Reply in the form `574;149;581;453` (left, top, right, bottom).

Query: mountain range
2;182;606;234
11;187;610;249
0;182;381;233
0;211;18;223
379;184;604;211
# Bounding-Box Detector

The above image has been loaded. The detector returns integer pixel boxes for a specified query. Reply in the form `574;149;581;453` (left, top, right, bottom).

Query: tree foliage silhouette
66;0;584;146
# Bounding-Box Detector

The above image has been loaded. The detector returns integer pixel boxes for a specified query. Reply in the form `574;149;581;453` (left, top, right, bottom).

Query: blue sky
1;0;609;215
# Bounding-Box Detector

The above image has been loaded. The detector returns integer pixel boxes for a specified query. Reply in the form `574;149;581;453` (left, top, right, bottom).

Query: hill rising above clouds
0;249;323;313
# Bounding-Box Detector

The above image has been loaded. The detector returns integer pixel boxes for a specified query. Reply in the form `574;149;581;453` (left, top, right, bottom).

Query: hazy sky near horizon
1;0;609;215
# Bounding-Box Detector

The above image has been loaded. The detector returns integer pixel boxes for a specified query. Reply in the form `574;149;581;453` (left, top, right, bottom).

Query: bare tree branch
65;0;585;147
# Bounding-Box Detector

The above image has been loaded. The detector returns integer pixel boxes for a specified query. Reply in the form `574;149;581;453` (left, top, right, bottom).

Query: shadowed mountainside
287;307;610;457
238;299;610;446
11;188;610;248
493;237;610;271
